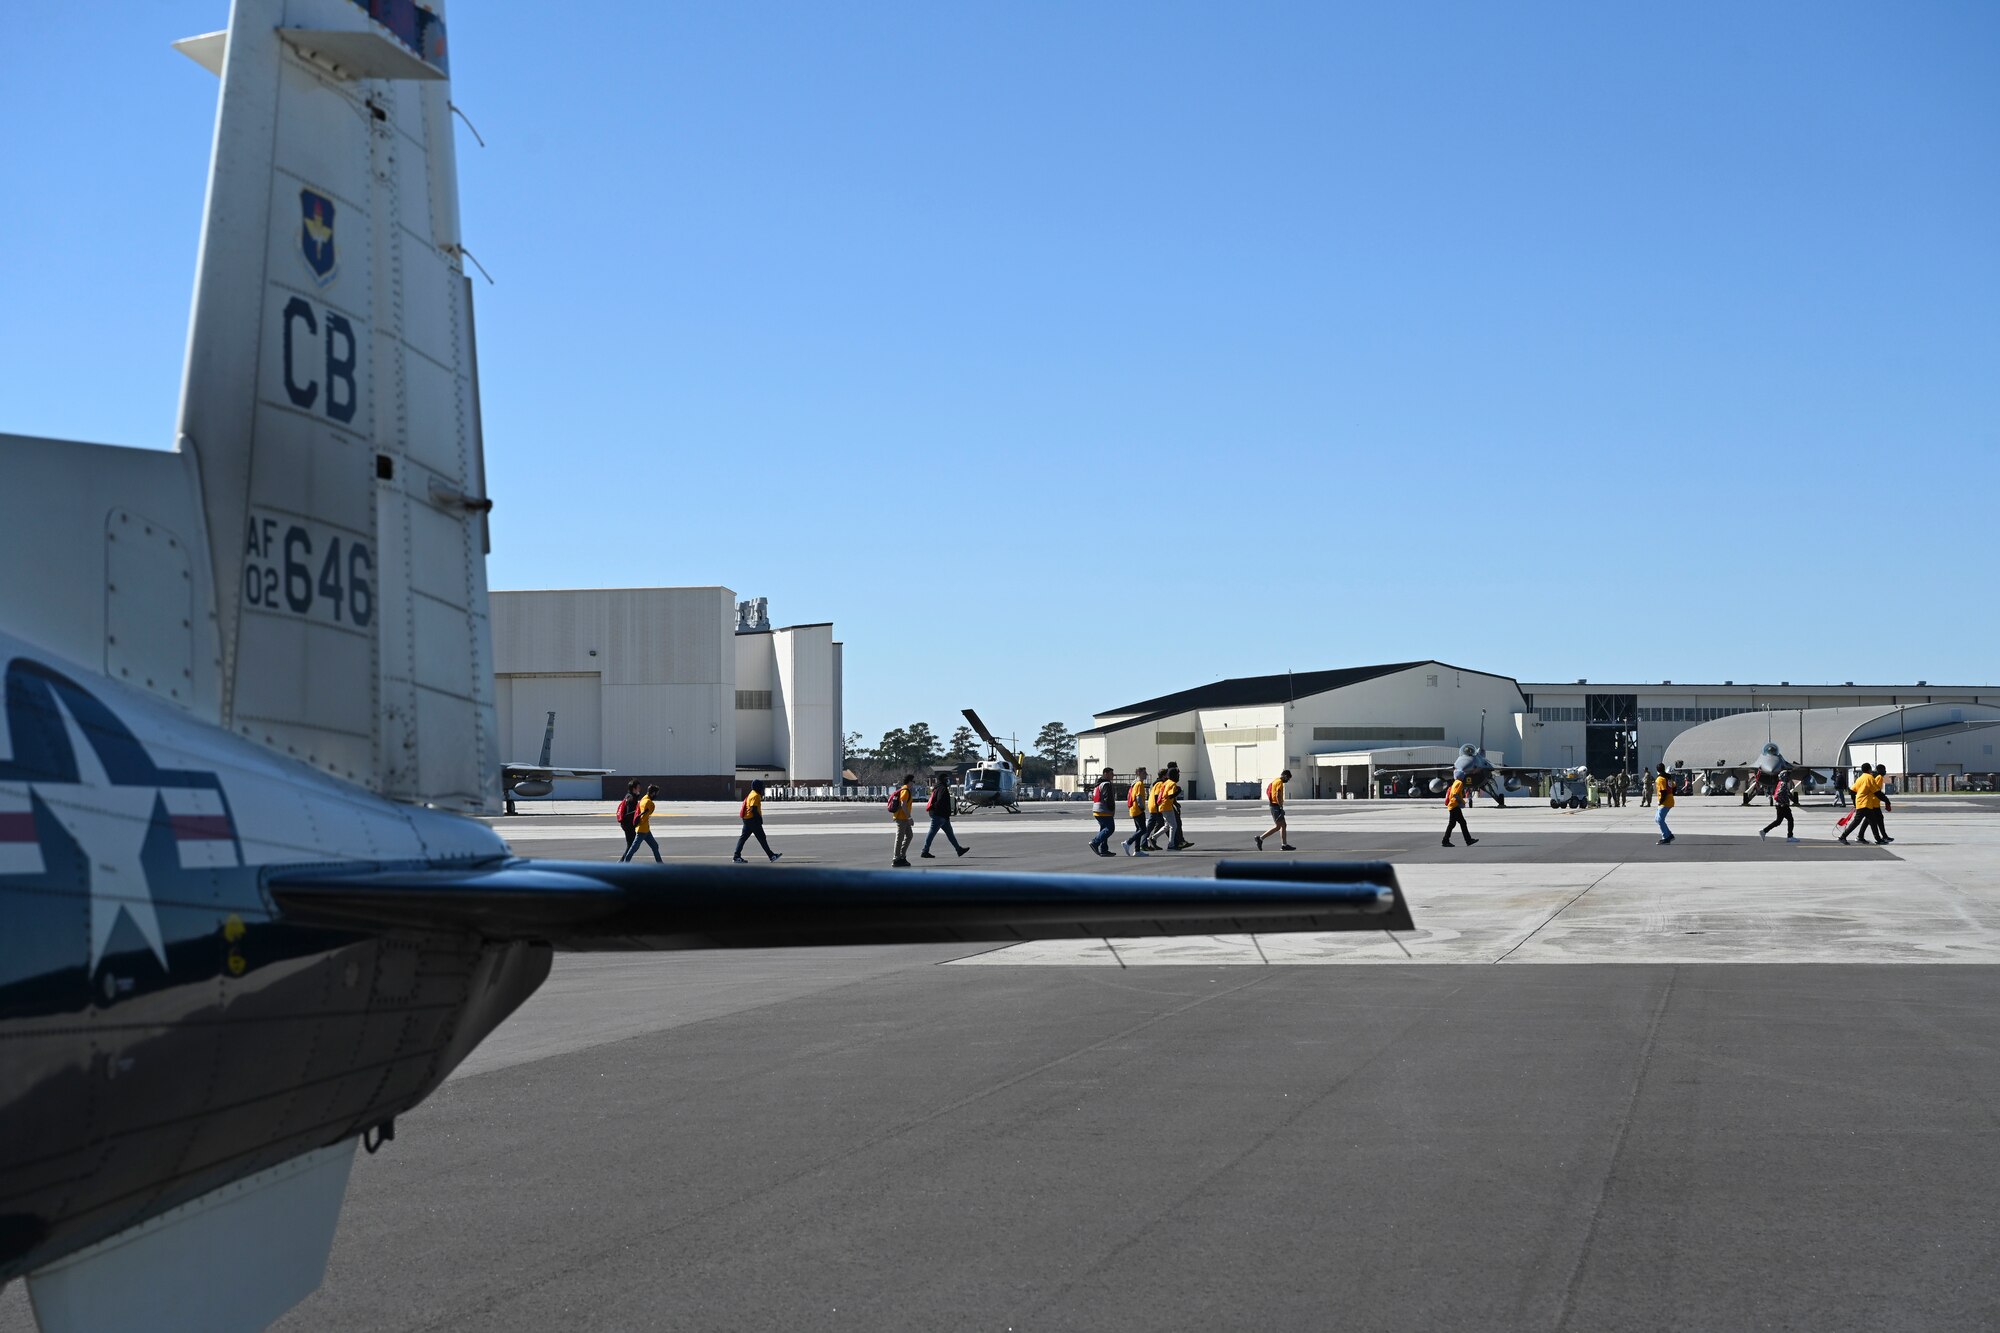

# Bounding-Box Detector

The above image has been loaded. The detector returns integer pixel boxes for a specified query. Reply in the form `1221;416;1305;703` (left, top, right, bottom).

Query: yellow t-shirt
741;790;763;820
1127;780;1148;816
1655;776;1674;809
1156;778;1178;812
1446;779;1464;809
634;795;654;832
1853;773;1880;810
891;784;912;821
1268;777;1286;806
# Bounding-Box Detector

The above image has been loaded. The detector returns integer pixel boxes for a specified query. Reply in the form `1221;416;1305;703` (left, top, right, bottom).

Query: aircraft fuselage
0;632;545;1282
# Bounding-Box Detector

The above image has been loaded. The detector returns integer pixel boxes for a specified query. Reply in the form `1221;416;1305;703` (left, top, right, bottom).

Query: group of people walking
1080;764;1193;857
607;758;1905;867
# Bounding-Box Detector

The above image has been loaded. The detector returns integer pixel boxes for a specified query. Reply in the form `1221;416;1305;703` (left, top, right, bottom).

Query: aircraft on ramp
0;5;1414;1330
958;708;1027;811
500;711;611;814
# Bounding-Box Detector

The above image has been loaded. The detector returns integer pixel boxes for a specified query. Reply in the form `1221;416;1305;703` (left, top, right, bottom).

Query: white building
1664;703;2000;778
1519;680;2000;776
491;589;842;799
1076;662;1527;799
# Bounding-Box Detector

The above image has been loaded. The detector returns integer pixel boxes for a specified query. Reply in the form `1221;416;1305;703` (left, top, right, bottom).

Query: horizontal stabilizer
268;859;1411;949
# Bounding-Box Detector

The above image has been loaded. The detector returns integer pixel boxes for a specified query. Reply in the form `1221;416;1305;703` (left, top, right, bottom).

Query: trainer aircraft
0;4;1414;1330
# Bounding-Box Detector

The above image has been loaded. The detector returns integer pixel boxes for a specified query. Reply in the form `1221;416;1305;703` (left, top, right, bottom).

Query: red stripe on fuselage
170;815;234;841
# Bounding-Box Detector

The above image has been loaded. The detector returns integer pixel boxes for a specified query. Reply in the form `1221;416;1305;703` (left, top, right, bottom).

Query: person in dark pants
921;771;970;858
1869;765;1895;843
1122;766;1151;857
1759;775;1797;842
1442;775;1476;847
621;784;661;862
616;779;641;856
733;779;781;862
1840;765;1881;845
1088;768;1119;856
1639;771;1652;807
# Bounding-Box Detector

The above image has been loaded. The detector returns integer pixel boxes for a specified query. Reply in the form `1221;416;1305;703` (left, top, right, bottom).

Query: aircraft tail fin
175;0;496;810
537;711;555;767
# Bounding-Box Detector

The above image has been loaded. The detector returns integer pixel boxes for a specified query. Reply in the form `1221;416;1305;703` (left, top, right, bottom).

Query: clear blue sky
5;2;1996;748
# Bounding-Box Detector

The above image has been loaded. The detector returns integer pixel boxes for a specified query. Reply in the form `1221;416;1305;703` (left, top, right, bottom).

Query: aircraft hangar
1075;662;1528;799
490;590;842;799
1664;703;2000;778
1077;666;2000;797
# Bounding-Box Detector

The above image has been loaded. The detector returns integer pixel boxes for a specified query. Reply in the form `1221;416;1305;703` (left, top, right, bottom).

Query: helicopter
958;708;1026;812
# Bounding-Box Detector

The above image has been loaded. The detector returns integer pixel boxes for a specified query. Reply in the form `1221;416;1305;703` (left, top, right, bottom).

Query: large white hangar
1664;703;2000;778
490;590;842;799
1076;662;1527;800
1518;680;2000;776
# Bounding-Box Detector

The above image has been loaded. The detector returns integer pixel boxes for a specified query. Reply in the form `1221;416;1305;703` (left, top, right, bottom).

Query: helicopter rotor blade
962;709;1021;767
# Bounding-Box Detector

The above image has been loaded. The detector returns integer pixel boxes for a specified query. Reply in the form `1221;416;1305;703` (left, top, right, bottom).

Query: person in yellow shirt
1143;769;1168;850
733;779;781;863
1653;765;1676;844
620;784;661;862
1154;767;1185;852
1840;764;1887;845
1257;770;1296;851
1122;766;1151;857
1442;775;1477;847
889;773;916;867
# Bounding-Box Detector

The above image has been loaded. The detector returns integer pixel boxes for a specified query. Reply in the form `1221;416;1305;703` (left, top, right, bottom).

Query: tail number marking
280;296;359;424
244;514;373;628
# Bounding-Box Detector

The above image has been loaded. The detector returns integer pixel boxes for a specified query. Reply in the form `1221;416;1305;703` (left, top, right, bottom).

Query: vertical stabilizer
538;711;555;767
176;0;496;810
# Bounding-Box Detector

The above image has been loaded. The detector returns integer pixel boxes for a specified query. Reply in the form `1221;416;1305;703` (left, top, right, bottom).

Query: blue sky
4;2;1996;747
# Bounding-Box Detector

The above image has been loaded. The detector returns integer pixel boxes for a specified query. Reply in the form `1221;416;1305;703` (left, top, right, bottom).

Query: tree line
844;722;1076;784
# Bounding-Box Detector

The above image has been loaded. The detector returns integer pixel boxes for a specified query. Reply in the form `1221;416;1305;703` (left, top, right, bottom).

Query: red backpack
615;795;635;825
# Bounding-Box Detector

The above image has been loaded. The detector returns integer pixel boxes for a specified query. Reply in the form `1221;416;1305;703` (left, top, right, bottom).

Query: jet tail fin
176;0;495;810
538;711;555;767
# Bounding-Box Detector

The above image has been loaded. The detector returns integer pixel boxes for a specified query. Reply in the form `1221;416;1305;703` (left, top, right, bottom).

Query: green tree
843;731;868;762
905;722;942;767
1035;721;1076;775
947;725;981;761
874;726;911;768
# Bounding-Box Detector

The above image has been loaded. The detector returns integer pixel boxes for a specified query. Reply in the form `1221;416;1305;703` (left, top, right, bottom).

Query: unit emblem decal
300;187;338;286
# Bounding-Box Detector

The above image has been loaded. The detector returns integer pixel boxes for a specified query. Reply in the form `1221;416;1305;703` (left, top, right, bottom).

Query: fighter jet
500;711;611;814
1694;741;1824;805
0;6;1414;1329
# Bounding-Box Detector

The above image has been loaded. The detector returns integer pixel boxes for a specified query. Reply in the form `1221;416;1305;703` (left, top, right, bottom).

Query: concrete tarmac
6;796;1998;1330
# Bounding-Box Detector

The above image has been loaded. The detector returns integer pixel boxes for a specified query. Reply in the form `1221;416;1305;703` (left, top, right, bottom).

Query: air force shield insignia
300;187;337;286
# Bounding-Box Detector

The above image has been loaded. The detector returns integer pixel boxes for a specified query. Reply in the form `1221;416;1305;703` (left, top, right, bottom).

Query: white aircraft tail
176;0;496;810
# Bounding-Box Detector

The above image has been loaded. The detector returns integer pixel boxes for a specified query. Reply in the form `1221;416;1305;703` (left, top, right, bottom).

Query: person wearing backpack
1088;768;1119;856
921;771;970;859
889;774;916;866
1256;769;1295;851
614;779;641;856
1122;767;1151;857
1759;774;1798;843
620;784;662;862
733;779;782;862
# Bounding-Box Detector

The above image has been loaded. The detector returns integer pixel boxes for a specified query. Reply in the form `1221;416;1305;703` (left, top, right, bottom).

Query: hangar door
497;672;603;767
1223;745;1260;801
